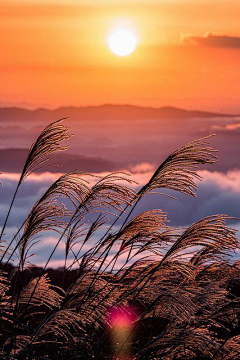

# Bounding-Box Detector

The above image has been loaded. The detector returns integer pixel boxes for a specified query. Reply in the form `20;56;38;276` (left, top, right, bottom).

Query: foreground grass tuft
0;120;239;359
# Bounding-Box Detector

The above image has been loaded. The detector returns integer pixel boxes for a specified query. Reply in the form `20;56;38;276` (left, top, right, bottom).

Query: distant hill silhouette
0;148;119;173
0;104;238;123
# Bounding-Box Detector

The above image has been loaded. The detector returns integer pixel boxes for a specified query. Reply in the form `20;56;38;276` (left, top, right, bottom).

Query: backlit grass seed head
138;135;218;198
19;118;72;184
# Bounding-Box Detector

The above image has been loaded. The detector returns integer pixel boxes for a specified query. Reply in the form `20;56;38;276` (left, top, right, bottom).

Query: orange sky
1;0;240;111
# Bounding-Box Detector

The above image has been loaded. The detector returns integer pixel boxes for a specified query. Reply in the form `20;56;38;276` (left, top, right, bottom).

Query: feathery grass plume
17;274;63;310
77;172;136;215
190;245;226;266
83;217;238;333
0;242;8;258
214;335;240;359
27;172;135;287
3;173;91;331
18;202;65;269
98;210;168;267
26;309;97;359
0;118;72;246
3;172;90;266
37;171;91;209
138;135;218;198
17;172;93;266
0;272;12;329
19;119;72;184
117;209;169;251
151;326;219;359
161;215;238;263
66;273;119;313
2;275;63;357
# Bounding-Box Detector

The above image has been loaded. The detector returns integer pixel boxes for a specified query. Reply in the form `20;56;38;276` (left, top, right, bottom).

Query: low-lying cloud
1;168;240;225
212;122;240;131
183;33;240;49
1;168;240;267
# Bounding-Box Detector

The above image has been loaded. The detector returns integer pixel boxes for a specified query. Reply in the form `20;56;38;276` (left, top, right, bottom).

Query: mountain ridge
0;104;239;123
0;148;119;173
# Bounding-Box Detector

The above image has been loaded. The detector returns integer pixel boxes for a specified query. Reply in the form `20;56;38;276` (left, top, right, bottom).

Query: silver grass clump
0;121;239;360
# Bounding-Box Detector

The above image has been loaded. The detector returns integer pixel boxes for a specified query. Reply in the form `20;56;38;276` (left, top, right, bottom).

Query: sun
108;30;137;57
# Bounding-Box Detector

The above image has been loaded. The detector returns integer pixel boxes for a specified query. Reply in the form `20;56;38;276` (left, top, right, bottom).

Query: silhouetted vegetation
0;120;239;359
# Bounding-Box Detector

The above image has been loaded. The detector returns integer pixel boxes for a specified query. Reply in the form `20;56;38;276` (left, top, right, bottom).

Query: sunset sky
1;0;240;111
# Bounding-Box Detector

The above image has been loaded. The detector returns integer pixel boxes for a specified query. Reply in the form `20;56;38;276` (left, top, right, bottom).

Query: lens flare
106;306;137;360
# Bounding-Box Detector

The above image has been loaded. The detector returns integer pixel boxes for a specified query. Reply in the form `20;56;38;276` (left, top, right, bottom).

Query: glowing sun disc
108;30;137;56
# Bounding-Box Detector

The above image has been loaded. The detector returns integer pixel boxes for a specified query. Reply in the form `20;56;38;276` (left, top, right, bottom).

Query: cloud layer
1;167;240;267
184;33;240;49
1;168;240;226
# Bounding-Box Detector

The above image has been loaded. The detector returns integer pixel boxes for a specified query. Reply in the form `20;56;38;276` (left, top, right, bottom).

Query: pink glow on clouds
197;170;240;192
35;259;74;269
2;167;240;193
2;167;240;218
0;168;150;189
130;162;156;174
212;123;240;131
226;123;240;130
0;171;63;182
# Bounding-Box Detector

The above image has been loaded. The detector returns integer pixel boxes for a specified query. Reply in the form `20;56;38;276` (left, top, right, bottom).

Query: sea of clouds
1;166;240;268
